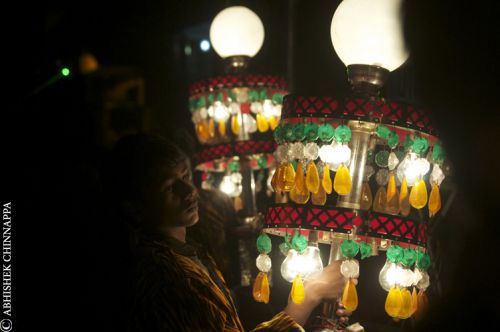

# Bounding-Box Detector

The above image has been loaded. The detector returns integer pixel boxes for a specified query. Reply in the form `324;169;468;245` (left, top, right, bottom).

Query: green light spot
61;68;70;76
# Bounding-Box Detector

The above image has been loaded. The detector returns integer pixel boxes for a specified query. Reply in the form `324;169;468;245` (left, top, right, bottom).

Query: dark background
1;0;499;331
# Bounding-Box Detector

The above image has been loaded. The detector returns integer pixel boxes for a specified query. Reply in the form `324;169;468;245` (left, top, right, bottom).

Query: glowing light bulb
379;260;403;291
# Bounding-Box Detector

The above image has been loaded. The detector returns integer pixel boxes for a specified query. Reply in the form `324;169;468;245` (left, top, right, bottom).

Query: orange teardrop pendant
342;279;358;311
231;114;240;135
414;289;428;321
290;186;310;204
322;164;333;194
252;272;265;302
311;180;327;205
281;162;296;192
268;115;279;130
261;272;270;304
360;181;373;210
398;288;412;319
409;179;428;209
399;177;411;216
305;161;320;194
334;164;352;195
271;166;283;192
291;275;305;304
385;287;403;318
295;162;307;193
208;118;215;138
218;120;226;136
196;122;209;142
256;113;269;132
428;183;441;217
373;187;387;213
410;287;418;316
386;173;400;214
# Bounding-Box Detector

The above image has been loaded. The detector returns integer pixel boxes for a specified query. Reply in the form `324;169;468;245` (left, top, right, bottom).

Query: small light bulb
200;39;211;52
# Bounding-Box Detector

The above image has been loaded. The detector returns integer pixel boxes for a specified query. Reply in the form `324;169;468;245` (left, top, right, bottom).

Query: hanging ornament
253;233;272;304
340;240;360;311
428;182;441;217
322;163;333;194
373;186;387;213
306;160;320;194
256;112;270;132
399;176;411;216
311;178;327;205
397;249;417;319
413;251;431;320
359;181;373;210
386;172;400;214
231;113;241;135
290;161;309;204
409;178;428;209
334;163;352;195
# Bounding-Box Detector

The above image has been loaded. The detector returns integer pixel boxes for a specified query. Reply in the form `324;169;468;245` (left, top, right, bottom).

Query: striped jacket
128;231;303;332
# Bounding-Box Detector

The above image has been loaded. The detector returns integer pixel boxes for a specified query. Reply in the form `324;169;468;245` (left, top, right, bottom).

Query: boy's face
144;159;199;230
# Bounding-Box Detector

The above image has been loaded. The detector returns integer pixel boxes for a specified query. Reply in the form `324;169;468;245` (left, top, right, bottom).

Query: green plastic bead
257;157;267;169
375;150;390;168
216;92;224;102
401;249;417;267
279;233;291;256
334;125;352;143
259;89;268;101
387;131;399;149
318;124;335;142
272;92;284;104
291;234;308;254
228;90;236;102
412;136;429;155
273;126;284;144
403;135;414;151
375;125;391;139
228;161;240;172
416;251;431;271
284;124;295;142
207;94;214;105
249;90;259;103
432;143;445;163
293;124;306;142
386;245;404;263
359;242;372;259
304;123;319;142
340;239;360;259
256;234;272;254
395;150;405;162
197;97;206;108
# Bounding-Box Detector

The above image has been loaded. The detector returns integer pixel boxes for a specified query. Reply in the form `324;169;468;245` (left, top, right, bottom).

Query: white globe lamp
210;6;265;72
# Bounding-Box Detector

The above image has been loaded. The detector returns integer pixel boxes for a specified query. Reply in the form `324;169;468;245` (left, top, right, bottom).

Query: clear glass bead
290;142;305;160
375;169;389;186
304;142;319;160
256;254;272;273
430;163;445;185
340;259;360;279
388;152;399;171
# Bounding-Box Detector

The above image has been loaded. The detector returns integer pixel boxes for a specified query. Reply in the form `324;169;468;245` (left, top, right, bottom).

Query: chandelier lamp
251;0;446;327
189;6;288;217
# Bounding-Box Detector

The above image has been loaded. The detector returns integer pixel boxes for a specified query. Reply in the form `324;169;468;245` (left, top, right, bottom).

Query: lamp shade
209;6;265;58
330;0;409;71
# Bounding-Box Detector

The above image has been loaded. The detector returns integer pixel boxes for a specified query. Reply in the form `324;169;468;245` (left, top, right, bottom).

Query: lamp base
346;64;389;98
224;55;251;74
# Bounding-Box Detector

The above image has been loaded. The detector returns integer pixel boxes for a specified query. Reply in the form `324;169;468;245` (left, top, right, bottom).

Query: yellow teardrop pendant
342;279;358;311
305;161;320;194
322;164;333;194
399;177;411;216
290;186;310;204
290;162;309;204
291;275;305;304
334;164;352;195
268;115;279;130
410;287;418;316
311;180;327;205
271;166;283;192
386;173;400;215
208;118;215;138
218;120;226;136
231;114;240;135
252;271;265;302
360;181;373;210
281;162;296;192
409;179;428;209
373;187;387;213
261;272;270;304
196;122;208;142
256;113;269;132
428;183;441;217
385;287;403;318
398;288;413;319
